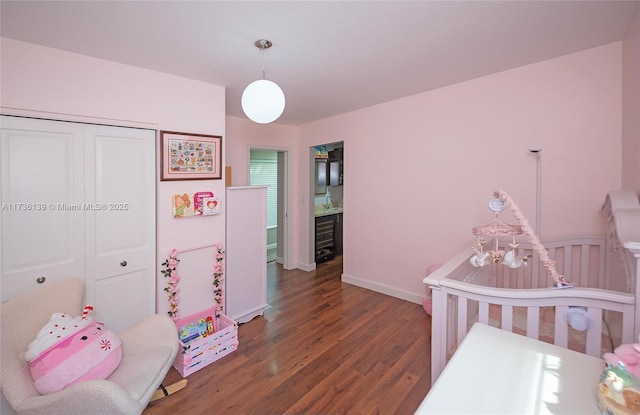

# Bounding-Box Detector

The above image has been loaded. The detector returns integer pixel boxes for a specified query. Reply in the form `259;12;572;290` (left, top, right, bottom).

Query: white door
1;116;156;332
0;116;85;301
84;125;156;331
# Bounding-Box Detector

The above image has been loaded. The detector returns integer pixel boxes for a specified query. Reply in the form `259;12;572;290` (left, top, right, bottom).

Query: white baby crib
424;190;640;384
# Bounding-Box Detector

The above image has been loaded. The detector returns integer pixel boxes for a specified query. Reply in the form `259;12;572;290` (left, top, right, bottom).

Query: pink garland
161;249;181;322
213;243;225;319
162;244;225;325
494;189;572;288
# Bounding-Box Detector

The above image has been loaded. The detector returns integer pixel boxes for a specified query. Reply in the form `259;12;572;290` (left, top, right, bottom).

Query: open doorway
310;142;344;268
249;148;289;267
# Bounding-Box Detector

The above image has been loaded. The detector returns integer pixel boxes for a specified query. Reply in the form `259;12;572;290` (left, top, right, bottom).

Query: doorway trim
246;144;292;270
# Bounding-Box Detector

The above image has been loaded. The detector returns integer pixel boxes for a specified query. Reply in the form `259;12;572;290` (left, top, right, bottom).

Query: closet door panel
84;125;156;332
0;116;84;301
94;270;149;333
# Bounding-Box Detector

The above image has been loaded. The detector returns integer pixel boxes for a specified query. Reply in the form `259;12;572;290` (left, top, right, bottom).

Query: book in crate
173;307;238;377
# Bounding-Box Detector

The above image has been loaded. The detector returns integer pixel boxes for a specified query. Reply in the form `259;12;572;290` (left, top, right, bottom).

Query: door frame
246;145;292;270
309;141;344;268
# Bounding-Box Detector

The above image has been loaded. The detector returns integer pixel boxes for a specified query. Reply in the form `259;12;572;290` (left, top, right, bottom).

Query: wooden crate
173;309;238;377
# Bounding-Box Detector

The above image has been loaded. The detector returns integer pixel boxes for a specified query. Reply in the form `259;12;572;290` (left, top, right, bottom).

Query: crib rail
424;236;636;384
428;282;634;384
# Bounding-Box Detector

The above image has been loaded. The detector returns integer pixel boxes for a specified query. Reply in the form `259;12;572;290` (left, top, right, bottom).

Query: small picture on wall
173;192;220;218
161;131;222;180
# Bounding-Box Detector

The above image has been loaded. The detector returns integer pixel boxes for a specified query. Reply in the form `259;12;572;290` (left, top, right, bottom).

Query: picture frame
160;131;222;181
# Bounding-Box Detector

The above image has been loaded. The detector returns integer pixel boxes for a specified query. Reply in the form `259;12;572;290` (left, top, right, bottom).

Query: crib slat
527;306;540;340
598;243;606;289
531;253;540;288
622;303;635;345
502;305;513;331
478;302;489;325
585;307;603;357
555;305;569;348
564;246;572;280
516;247;525;288
517;262;524;289
502;262;509;289
457;297;468;345
580;245;589;287
548;247;556;288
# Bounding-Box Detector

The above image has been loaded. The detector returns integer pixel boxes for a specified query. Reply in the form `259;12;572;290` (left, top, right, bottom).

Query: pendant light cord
261;47;266;80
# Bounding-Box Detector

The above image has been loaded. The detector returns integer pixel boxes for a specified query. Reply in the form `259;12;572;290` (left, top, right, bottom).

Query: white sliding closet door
84;125;156;331
0;118;85;300
0;116;156;332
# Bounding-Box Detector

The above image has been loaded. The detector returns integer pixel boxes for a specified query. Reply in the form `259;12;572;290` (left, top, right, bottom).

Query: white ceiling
1;1;638;126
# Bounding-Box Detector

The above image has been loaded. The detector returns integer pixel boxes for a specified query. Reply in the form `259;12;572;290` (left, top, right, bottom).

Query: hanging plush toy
25;305;122;395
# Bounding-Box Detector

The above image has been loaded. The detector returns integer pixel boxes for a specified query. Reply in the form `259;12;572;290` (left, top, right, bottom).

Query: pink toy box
173;307;238;377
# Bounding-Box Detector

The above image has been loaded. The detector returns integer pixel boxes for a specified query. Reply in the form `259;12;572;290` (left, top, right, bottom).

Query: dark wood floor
143;256;432;415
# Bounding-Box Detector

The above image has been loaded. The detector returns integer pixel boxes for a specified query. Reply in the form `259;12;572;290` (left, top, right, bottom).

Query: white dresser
225;186;268;323
416;323;605;414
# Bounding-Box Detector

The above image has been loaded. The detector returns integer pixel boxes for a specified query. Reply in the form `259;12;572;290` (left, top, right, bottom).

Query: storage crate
173;308;238;377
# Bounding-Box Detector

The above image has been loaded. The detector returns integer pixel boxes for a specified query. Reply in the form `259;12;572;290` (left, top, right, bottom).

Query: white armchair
1;278;180;415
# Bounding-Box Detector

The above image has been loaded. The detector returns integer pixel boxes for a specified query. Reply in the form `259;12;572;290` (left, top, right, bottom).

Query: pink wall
1;38;227;317
298;43;622;300
3;36;628;309
622;4;640;192
224;115;302;268
225;116;298;186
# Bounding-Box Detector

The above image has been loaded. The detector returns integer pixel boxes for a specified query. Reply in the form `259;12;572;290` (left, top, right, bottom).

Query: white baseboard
296;262;316;272
341;273;424;304
231;305;268;324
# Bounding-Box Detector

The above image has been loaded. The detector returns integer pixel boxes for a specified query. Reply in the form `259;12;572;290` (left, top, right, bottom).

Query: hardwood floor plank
143;256;432;415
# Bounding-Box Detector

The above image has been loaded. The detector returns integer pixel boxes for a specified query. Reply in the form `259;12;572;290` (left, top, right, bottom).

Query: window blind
250;158;277;228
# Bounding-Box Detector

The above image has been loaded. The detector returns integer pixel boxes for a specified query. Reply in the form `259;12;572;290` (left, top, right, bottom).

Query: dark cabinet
335;213;343;256
315;160;327;194
328;148;343;186
315;213;343;263
315;215;336;264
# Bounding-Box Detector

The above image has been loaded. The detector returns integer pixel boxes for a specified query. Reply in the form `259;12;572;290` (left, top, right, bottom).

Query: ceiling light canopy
242;39;285;124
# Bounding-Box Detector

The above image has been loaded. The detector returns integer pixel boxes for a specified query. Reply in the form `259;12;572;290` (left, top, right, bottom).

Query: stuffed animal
598;365;640;414
25;306;122;395
604;336;640;381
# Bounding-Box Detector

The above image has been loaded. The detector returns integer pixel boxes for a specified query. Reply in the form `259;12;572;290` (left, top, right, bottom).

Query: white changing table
416;323;605;414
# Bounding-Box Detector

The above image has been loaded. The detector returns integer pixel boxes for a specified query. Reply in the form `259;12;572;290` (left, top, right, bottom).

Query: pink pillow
26;313;122;395
422;298;432;316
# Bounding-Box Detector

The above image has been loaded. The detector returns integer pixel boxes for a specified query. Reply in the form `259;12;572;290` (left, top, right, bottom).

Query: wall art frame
161;131;222;181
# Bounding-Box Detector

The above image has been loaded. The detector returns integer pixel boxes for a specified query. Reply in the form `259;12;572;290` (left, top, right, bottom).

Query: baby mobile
469;189;572;288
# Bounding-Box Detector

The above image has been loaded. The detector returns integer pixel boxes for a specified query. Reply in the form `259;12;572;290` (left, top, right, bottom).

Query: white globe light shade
241;79;286;124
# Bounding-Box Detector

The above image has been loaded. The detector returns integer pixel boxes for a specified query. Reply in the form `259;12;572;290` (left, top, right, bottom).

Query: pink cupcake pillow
24;306;122;395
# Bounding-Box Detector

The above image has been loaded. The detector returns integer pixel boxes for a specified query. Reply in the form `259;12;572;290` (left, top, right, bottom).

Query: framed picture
161;131;222;180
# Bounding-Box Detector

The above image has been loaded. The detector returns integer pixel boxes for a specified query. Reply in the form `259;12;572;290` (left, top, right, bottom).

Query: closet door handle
120;261;128;267
36;276;46;284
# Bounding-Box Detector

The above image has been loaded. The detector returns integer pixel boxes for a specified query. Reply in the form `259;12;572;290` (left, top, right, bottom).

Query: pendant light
241;39;286;124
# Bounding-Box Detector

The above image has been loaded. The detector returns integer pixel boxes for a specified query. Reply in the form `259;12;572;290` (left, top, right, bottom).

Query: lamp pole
529;148;542;237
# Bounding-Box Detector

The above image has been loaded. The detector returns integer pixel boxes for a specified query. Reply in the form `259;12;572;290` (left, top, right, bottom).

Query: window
249;151;277;229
